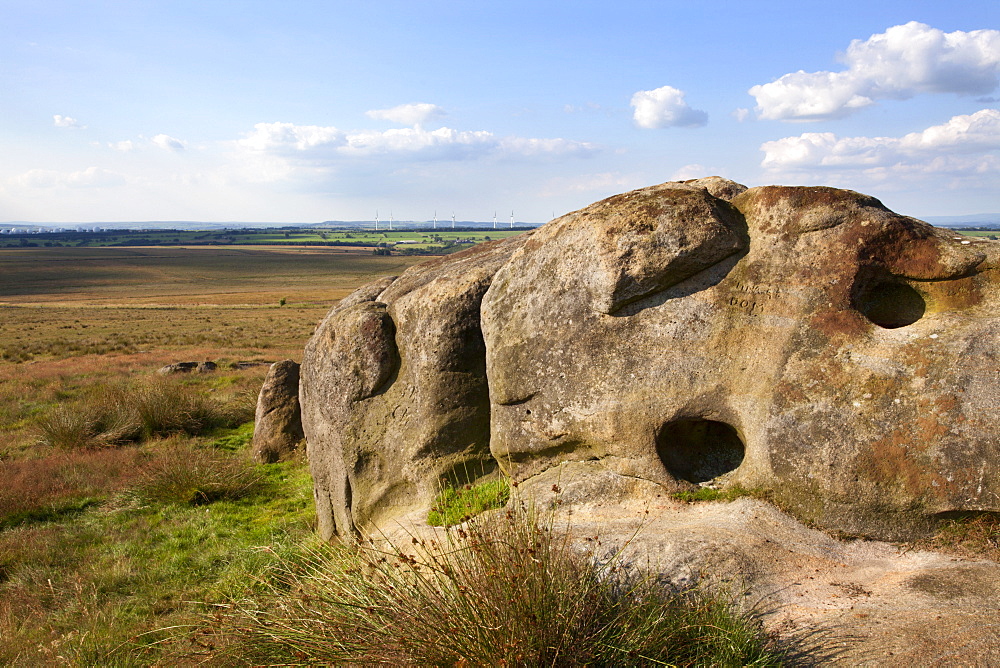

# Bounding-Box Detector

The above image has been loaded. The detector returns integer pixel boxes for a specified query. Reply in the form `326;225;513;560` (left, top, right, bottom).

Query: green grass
671;485;767;503
427;478;511;526
0;436;315;666
220;503;785;666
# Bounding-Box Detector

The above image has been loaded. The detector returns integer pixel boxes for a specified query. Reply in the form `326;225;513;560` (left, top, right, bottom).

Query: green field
1;227;528;254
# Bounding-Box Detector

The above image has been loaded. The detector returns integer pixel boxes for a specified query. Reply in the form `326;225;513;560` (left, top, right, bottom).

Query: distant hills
0;220;540;232
919;213;1000;228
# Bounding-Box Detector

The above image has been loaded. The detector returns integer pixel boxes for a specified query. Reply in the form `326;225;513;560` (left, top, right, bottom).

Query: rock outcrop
252;360;304;463
301;177;1000;541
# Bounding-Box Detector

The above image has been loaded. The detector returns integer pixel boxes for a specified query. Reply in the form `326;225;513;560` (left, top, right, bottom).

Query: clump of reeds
125;440;264;506
35;376;253;449
222;503;785;666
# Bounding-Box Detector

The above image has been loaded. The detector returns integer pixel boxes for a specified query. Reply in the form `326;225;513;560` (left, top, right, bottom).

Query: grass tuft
923;513;1000;562
221;503;785;666
126;442;264;506
34;376;254;449
427;478;510;526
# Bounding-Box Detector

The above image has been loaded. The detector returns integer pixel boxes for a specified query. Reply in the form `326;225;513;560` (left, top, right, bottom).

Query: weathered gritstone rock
252;360;304;463
301;177;1000;541
300;238;533;540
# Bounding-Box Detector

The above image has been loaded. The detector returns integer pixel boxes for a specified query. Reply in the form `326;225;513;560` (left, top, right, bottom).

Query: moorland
0;245;424;663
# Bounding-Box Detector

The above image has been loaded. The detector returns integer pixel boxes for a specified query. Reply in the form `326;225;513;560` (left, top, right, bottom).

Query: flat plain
0;244;437;664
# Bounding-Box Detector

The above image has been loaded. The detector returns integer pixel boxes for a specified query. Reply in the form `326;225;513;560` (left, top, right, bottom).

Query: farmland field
0;227;528;253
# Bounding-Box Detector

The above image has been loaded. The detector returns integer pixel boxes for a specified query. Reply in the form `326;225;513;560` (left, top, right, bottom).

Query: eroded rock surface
252;360;304;463
301;177;1000;541
301;239;531;539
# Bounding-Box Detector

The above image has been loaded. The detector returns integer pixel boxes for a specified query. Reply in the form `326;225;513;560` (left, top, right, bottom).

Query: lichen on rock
301;177;1000;542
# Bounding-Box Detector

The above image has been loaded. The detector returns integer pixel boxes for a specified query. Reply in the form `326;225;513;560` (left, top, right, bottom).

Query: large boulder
301;240;531;540
252;360;304;463
302;177;1000;541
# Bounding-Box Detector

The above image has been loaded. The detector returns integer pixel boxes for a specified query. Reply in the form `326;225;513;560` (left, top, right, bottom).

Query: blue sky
1;0;998;223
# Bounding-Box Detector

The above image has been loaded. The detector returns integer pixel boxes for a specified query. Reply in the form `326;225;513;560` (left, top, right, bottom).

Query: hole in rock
656;418;745;484
853;279;925;329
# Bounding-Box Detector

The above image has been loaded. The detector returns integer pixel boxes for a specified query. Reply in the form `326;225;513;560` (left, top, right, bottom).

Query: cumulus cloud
238;123;346;154
630;85;708;129
238;121;597;163
53;114;85;128
110;140;135;152
366;103;445;128
751;22;1000;121
760;108;1000;178
17;166;126;188
151;134;186;151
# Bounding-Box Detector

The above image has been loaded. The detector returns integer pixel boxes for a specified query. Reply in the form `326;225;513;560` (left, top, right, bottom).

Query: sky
1;0;998;224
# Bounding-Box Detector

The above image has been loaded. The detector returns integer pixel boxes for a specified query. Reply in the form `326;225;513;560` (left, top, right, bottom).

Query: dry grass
221;503;785;666
0;447;145;528
921;513;1000;562
0;245;424;306
34;375;255;449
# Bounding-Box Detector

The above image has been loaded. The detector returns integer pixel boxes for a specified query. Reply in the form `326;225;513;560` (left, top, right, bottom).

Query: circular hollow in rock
854;280;925;329
656;418;745;484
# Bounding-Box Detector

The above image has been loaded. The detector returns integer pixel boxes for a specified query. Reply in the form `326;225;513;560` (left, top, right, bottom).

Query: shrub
223;504;784;666
427;478;510;526
126;442;264;506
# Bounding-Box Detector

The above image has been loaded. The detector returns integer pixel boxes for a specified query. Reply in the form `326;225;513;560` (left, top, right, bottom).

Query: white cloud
151;134;186;151
238;121;597;163
53;114;85;129
110;140;136;152
17;166;126;189
751;22;1000;121
365;103;445;128
630;85;708;129
732;108;750;122
238;122;346;154
760;108;1000;179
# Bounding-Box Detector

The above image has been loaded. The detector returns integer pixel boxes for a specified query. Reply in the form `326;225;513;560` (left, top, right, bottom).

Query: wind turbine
452;212;456;229
433;211;437;230
493;212;497;229
389;211;393;231
510;210;514;228
375;210;379;232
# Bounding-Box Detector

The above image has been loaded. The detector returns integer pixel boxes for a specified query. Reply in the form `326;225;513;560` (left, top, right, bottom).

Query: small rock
157;362;199;374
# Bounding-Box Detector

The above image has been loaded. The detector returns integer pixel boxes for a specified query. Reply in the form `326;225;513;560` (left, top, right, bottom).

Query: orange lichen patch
809;308;864;342
919;275;984;312
860;431;947;500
